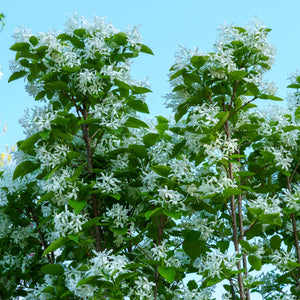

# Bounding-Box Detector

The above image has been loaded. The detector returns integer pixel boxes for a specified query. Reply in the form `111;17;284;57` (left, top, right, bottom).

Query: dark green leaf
41;264;64;276
132;86;152;94
270;235;281;250
125;117;149;129
45;81;69;91
150;165;172;177
13;160;40;180
10;42;30;51
8;70;27;83
29;36;39;46
127;99;149;113
143;133;160;148
114;32;128;45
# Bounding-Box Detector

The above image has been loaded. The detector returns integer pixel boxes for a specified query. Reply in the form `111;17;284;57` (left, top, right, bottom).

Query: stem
287;177;300;294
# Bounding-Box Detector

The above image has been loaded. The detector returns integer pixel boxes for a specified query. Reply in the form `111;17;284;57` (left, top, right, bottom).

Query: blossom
94;172;121;194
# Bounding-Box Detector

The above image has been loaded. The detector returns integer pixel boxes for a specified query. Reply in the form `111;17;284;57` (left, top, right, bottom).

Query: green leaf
42;237;68;256
187;280;198;291
45;81;69;91
35;90;46;100
77;275;101;287
29;36;39;46
41;264;64;276
239;240;252;252
248;255;262;271
287;83;300;89
270;235;281;250
68;234;79;244
37;191;54;204
150;165;172;177
127;99;149;113
145;207;163;219
139;44;154;55
70;36;85;49
132;86;152;94
158;267;176;283
183;240;209;262
143;133;160;148
10;42;30;51
68;199;87;214
62;65;81;73
109;227;128;235
170;68;186;81
259;94;283;101
8;70;27;83
228;70;247;80
39;130;51;140
163;209;181;220
214;111;229;131
205;277;224;287
128;144;147;157
190;55;209;68
82;217;102;230
114;32;128;45
125;117;149;129
13;160;40;180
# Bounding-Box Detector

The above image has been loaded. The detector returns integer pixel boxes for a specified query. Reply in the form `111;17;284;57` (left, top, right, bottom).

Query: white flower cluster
53;205;87;238
193;249;240;278
105;203;129;228
280;184;300;211
151;185;185;209
94;171;121;194
247;194;281;215
269;249;297;271
263;145;293;171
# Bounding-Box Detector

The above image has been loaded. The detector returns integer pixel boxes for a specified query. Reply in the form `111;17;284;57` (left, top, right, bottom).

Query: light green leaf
10;42;30;51
158;267;176;283
139;44;154;55
248;255;262;271
143;133;160;148
127;99;149;113
69;199;87;214
150;165;172;177
42;237;68;256
125;117;149;129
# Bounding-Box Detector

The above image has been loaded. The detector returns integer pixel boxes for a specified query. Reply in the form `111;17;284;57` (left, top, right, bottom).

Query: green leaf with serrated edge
127;99;149;113
41;263;64;276
143;133;160;148
10;42;30;51
270;235;281;250
68;199;87;214
145;207;163;219
125;117;149;128
76;275;101;287
139;44;154;55
13;160;40;180
158;267;176;283
248;255;262;271
43;237;68;256
150;165;172;177
8;70;27;83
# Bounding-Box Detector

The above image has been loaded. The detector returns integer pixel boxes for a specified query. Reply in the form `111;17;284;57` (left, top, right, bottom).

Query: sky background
0;1;298;298
1;0;300;149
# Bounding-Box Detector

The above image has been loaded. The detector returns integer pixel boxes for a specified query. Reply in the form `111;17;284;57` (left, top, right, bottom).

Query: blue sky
1;0;300;147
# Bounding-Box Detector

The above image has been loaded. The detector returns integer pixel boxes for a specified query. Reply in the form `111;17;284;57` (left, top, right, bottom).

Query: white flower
133;276;155;299
95;172;121;194
151;241;167;261
105;203;129;228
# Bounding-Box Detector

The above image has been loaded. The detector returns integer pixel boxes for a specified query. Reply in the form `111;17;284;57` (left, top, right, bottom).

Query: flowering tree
1;14;300;299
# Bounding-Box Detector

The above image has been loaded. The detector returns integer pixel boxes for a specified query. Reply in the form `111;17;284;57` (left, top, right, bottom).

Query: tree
1;14;300;299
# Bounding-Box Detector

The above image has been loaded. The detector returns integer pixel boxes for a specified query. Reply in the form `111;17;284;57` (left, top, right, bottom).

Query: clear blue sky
0;0;299;148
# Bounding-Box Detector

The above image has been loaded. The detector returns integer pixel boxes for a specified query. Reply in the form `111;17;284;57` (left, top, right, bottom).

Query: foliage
1;14;300;300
